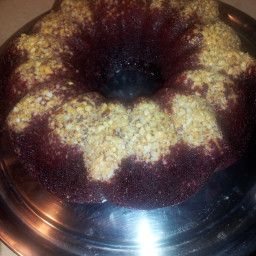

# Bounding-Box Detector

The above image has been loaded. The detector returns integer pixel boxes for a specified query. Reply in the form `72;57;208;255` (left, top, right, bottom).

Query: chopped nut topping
61;0;93;24
35;11;81;38
7;81;75;132
16;34;72;60
49;98;178;180
171;94;223;150
199;49;255;77
199;21;241;50
49;96;222;181
177;70;237;110
12;58;67;94
181;0;219;23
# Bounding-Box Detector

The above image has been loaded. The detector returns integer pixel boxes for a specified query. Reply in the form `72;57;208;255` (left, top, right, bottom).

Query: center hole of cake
100;63;163;102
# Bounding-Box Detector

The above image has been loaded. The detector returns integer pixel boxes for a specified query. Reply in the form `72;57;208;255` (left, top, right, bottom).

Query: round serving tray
0;2;256;256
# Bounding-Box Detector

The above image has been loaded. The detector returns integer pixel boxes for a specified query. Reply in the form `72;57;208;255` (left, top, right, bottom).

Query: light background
0;0;255;45
0;0;255;255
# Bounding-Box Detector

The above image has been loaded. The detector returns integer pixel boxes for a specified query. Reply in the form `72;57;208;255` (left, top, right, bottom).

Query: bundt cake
1;0;256;209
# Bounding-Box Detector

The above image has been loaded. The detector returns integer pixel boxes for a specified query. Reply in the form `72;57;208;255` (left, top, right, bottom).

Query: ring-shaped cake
1;0;256;209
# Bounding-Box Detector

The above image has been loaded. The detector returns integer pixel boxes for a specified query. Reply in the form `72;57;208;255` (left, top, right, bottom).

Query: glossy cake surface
2;0;256;208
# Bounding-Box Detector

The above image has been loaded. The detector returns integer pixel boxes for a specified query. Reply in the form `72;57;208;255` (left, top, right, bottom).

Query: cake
1;0;256;209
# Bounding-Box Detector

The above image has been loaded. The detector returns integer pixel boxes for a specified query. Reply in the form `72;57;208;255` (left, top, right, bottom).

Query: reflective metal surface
0;2;256;255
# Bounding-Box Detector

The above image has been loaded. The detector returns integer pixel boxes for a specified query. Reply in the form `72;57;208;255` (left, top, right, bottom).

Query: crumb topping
182;70;237;110
7;81;75;132
171;94;223;150
49;98;178;180
60;0;93;25
99;0;131;25
199;48;256;77
48;95;222;181
150;0;165;10
13;58;67;94
181;0;219;23
151;0;186;11
16;34;72;60
199;21;241;50
170;0;187;9
195;19;255;77
35;11;81;38
126;101;178;163
12;33;72;98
